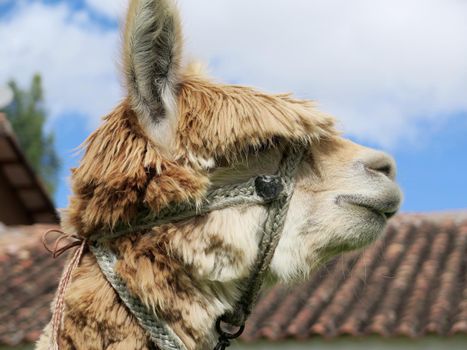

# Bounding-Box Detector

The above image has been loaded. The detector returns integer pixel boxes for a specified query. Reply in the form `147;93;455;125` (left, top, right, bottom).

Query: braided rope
88;177;278;243
91;243;187;350
221;146;305;326
87;144;305;350
49;238;86;350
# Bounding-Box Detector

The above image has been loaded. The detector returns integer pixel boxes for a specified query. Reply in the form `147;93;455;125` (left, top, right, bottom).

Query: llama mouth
336;194;399;220
355;203;397;220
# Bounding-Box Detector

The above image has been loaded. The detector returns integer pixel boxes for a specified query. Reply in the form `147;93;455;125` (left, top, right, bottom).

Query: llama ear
123;0;183;153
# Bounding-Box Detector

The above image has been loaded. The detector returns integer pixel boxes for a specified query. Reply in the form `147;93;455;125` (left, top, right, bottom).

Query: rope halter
46;144;306;350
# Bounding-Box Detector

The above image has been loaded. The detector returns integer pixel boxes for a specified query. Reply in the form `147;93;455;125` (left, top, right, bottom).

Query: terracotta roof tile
0;212;466;346
0;224;65;346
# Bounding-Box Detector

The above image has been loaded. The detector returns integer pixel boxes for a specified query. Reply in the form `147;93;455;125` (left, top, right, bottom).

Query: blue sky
0;0;466;212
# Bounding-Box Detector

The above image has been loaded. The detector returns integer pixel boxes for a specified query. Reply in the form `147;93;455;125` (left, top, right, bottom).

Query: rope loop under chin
213;318;246;350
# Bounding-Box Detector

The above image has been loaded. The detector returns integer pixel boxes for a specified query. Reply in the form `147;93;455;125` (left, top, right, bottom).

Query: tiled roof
0;212;466;346
0;113;58;225
0;224;65;346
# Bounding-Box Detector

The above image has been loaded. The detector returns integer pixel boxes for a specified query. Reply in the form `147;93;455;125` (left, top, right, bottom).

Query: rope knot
42;229;87;350
42;229;85;259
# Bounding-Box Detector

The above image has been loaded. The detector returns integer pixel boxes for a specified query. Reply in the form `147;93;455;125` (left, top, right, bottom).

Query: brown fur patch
63;72;337;236
63;101;209;236
175;74;337;162
57;253;151;350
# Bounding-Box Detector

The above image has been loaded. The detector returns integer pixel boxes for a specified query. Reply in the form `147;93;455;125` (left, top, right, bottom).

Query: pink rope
43;230;86;350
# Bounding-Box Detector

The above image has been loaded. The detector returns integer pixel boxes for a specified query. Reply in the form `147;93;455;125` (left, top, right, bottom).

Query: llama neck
102;206;265;349
60;237;243;350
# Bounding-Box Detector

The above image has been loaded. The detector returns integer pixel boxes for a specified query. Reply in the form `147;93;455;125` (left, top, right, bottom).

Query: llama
37;0;402;349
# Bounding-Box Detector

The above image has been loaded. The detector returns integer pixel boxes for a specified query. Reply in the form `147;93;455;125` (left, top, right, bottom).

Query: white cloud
176;0;467;147
84;0;127;19
0;2;122;128
1;0;467;148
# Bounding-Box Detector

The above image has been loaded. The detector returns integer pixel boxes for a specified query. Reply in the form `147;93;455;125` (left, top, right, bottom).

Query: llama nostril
374;164;392;177
361;151;397;180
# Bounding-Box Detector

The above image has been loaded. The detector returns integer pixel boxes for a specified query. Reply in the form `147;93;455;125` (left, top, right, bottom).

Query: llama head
70;0;402;285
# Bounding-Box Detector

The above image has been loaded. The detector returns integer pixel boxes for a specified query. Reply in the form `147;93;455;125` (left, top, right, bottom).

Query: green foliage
1;74;60;197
